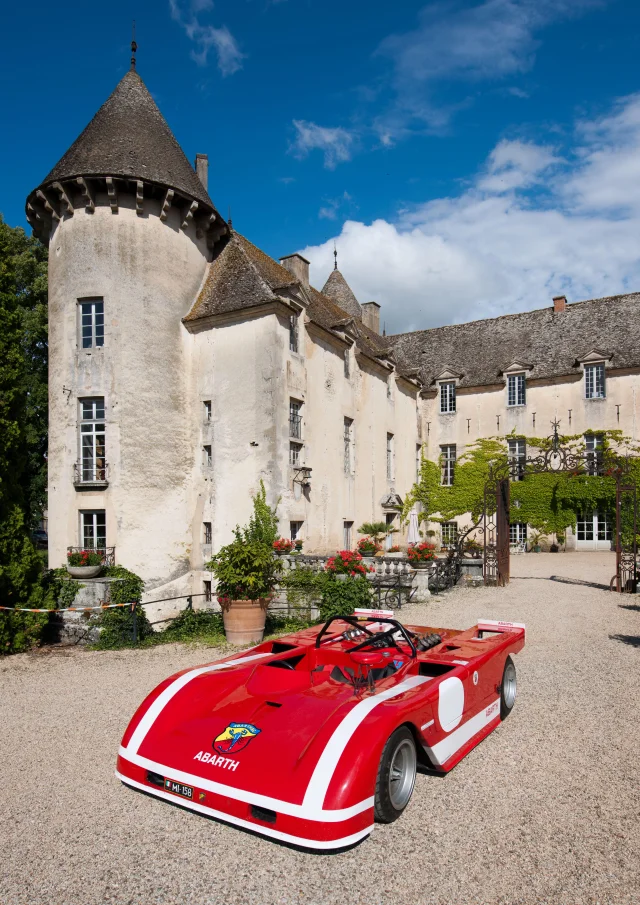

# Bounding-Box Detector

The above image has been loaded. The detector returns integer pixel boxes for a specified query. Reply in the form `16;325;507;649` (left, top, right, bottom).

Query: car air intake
250;805;277;824
146;771;165;787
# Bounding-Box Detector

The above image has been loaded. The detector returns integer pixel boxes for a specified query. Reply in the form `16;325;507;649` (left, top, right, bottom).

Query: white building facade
26;67;640;602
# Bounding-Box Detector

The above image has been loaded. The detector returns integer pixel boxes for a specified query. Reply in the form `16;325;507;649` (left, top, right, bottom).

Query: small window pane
507;374;526;407
440;382;456;413
440;444;456;486
79;300;105;349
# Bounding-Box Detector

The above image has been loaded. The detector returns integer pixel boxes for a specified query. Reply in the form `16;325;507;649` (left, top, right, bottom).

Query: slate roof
184;233;400;372
385;292;640;389
32;70;214;209
321;269;362;319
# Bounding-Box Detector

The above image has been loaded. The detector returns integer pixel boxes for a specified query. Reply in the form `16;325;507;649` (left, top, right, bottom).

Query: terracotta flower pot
221;598;268;645
67;565;103;579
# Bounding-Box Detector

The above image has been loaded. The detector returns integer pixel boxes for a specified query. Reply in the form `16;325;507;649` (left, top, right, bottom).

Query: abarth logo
214;722;261;754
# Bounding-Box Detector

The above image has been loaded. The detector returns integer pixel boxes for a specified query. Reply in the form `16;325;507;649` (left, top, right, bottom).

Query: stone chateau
26;65;640;601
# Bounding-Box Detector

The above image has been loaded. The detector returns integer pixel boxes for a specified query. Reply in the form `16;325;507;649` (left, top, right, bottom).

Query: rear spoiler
478;619;525;638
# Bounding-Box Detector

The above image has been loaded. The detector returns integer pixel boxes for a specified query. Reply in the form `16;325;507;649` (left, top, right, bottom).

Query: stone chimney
279;253;310;288
553;294;567;313
195;154;208;191
361;301;381;334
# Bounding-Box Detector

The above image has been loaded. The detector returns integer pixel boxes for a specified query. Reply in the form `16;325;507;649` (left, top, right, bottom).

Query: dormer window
585;363;605;399
440;382;456;413
507;373;526;407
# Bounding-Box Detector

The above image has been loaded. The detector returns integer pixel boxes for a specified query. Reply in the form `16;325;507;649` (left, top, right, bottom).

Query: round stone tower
26;67;227;593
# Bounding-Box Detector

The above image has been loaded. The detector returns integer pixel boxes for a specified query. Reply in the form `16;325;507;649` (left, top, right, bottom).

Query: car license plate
164;779;194;799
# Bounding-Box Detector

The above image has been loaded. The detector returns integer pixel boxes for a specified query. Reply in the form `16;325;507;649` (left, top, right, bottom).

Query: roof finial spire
228;206;233;229
333;241;338;270
130;21;138;71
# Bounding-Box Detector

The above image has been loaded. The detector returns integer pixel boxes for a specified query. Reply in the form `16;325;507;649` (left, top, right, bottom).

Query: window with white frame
441;521;458;546
508;438;526;481
343;521;353;549
203;400;212;422
585;363;605;399
289;399;302;439
289;442;302;466
79;397;106;481
386;433;394;480
416;444;422;481
80;510;106;549
440;444;456;486
203;445;212;467
343;418;354;475
440;381;456;413
509;522;527;545
203;580;212;602
585;433;604;476
290;521;303;541
507;373;526;407
79;299;104;349
576;510;611;541
289;314;298;353
203;522;212;545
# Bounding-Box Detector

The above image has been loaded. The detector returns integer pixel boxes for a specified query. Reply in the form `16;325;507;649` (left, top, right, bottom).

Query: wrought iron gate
482;420;638;591
614;479;638;592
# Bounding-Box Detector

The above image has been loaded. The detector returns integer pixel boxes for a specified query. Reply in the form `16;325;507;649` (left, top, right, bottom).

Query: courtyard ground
1;552;639;905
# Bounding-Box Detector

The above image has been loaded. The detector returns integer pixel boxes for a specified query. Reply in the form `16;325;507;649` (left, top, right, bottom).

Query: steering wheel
314;616;374;648
347;619;418;659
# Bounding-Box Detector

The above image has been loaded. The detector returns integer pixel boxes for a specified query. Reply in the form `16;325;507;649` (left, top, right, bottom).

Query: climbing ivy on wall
403;431;640;537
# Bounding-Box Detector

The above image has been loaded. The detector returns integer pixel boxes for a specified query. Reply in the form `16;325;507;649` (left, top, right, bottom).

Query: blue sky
2;0;640;332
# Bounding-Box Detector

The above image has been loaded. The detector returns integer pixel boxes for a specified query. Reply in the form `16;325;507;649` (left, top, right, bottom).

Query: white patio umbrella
407;510;420;545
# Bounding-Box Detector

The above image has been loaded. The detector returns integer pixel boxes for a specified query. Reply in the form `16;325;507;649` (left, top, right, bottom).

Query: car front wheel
374;726;417;823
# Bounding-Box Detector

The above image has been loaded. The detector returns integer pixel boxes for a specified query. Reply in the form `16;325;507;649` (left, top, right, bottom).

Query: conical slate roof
36;70;213;209
321;268;362;319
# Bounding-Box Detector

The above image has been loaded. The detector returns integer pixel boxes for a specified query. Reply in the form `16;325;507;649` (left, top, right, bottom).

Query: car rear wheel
374;726;417;823
500;655;517;720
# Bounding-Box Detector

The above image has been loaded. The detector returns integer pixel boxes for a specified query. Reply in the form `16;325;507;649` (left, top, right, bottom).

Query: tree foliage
404;432;640;537
0;216;51;653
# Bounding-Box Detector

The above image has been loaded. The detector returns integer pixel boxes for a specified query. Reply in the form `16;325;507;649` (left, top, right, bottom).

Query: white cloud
374;0;603;137
169;0;245;75
318;191;354;221
477;139;559;192
300;93;640;335
289;120;356;169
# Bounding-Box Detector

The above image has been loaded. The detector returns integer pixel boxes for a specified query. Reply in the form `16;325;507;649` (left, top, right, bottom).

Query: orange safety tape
0;602;138;613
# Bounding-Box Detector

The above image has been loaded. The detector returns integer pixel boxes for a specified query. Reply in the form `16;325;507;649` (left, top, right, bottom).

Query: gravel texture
1;552;639;905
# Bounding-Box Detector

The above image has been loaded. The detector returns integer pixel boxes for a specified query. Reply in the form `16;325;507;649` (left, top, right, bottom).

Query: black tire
500;655;517;720
374;726;417;824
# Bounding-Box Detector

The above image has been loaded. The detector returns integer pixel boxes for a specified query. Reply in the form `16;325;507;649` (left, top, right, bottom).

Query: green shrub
91;566;149;649
319;575;373;621
160;608;226;644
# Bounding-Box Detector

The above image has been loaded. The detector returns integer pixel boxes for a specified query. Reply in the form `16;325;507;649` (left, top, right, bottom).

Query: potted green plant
529;530;543;553
407;542;437;569
464;538;482;559
325;550;373;581
209;539;282;644
207;482;282;645
66;548;104;578
356;535;382;565
273;537;294;555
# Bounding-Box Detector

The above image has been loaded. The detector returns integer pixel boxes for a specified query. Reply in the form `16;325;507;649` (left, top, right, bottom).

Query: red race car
116;611;524;851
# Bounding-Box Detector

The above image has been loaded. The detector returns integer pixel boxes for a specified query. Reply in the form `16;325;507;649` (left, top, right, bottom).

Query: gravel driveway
1;552;638;905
